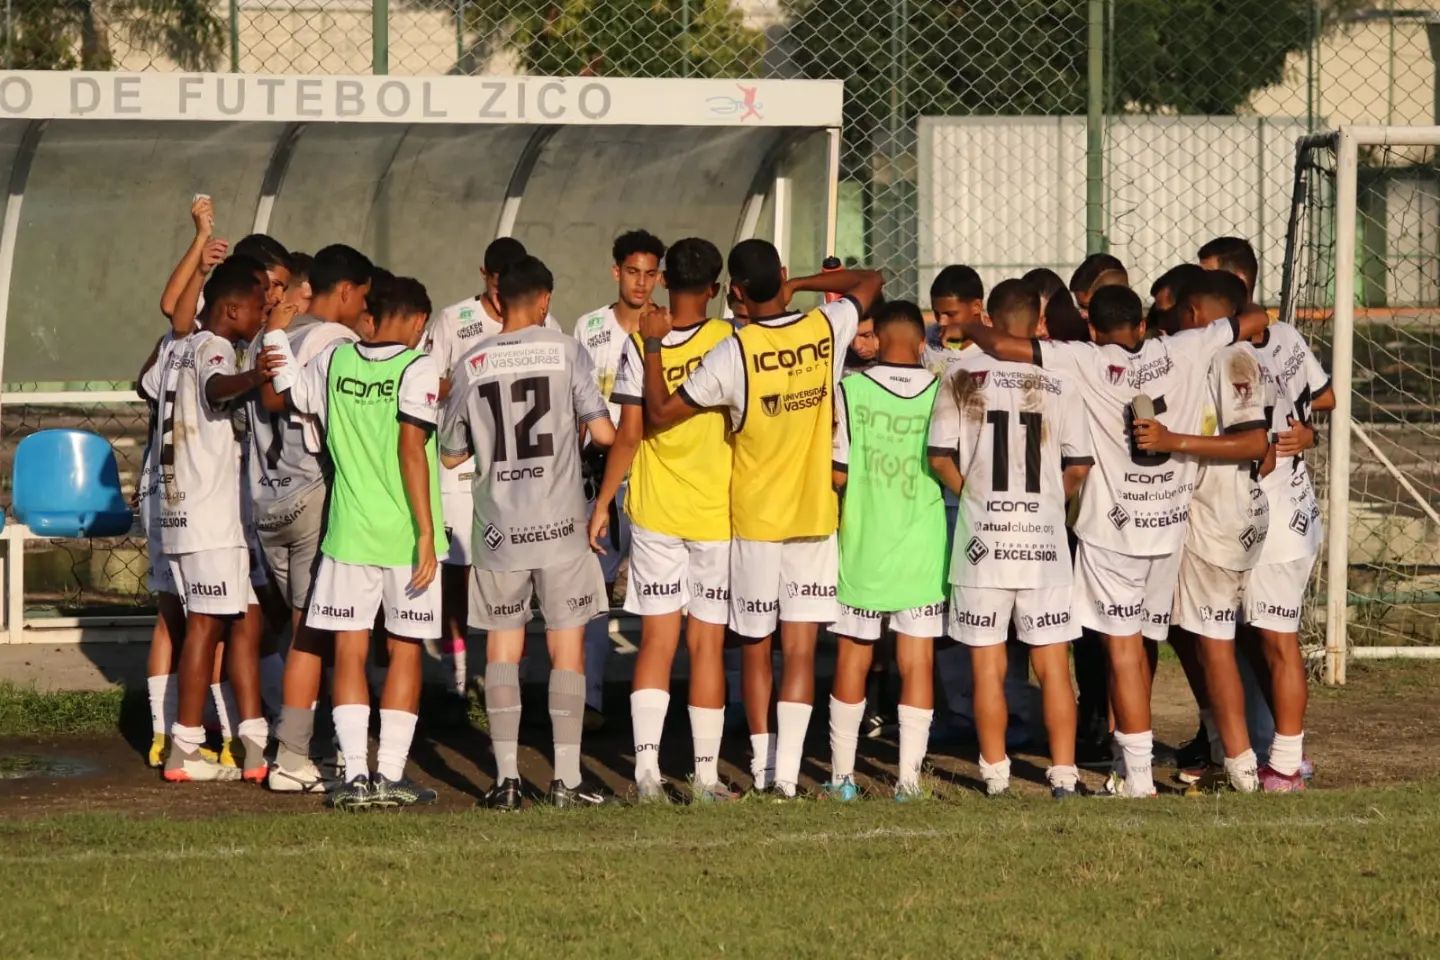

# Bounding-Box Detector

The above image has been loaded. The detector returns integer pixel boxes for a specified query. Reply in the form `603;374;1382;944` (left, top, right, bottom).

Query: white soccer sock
896;704;933;791
689;706;724;786
1224;748;1259;793
774;700;813;797
1047;764;1080;791
630;688;669;784
211;682;237;739
979;754;1011;794
237;717;269;742
1114;730;1155;797
1269;732;1304;777
1200;708;1224;765
332;703;371;783
376;709;418;781
146;674;171;735
170;722;205;753
827;696;866;782
749;732;777;789
259;653;284;719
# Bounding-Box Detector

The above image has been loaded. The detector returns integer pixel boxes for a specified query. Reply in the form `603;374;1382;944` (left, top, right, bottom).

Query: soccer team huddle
137;195;1331;810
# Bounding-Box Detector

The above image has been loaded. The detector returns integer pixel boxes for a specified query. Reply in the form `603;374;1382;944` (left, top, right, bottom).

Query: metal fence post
1085;0;1106;255
373;0;389;75
228;0;240;72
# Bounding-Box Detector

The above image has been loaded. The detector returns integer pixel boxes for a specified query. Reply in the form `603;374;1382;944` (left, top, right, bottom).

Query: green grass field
3;784;1439;959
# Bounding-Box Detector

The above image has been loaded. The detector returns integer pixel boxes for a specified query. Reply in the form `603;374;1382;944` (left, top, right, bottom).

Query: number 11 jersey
1036;317;1239;557
930;358;1092;589
440;326;611;572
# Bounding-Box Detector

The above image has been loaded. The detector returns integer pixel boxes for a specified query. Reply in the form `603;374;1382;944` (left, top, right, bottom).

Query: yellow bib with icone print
731;309;838;541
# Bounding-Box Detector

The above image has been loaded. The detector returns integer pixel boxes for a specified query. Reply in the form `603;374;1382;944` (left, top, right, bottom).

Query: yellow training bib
731;309;838;541
626;320;734;542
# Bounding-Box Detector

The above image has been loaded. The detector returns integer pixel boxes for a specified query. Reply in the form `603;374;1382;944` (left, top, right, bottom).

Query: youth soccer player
923;265;983;377
642;240;883;798
265;276;444;810
828;300;946;800
1068;253;1125;316
251;244;374;792
1134;271;1274;793
962;284;1268;797
1201;236;1333;791
154;257;276;783
575;229;666;730
588;237;736;801
930;280;1091;797
441;256;617;810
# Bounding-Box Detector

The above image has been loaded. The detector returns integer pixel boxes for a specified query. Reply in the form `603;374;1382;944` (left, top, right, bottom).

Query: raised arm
784;267;885;317
960;318;1042;365
171;238;229;337
160;196;214;320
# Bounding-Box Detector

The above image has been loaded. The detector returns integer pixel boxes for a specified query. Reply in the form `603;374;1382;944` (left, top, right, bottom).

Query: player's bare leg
331;628;374;792
440;564;470;699
145;593;187;767
970;643;1011;795
370;635;432;806
631;609;683;795
270;610;335;793
741;636;776;790
772;620;818;798
826;636;873;799
1193;630;1257;791
1104;631;1155;797
894;634;934;797
225;602;270;782
1253;623;1308;791
164;612;240;782
685;616;730;798
1030;643;1079;796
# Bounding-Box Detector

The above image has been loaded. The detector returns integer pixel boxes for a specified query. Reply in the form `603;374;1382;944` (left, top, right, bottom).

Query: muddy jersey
929;356;1092;589
151;330;245;554
1254;344;1323;563
440;326;610;572
1036;316;1239;556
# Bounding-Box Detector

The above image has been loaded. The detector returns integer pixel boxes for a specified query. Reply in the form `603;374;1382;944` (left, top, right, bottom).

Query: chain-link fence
6;0;1440;622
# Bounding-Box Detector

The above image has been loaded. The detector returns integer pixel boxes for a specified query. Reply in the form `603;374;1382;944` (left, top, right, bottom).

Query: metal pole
456;0;465;68
681;0;691;78
1325;128;1359;686
373;0;389;75
1085;0;1105;254
229;0;240;72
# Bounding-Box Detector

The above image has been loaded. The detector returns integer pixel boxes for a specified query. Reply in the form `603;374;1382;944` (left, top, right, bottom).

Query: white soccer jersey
1255;345;1323;563
929;357;1092;589
425;295;557;494
922;335;980;380
1254;321;1331;423
1184;342;1272;571
152;330;246;554
1037;316;1239;556
574;304;632;425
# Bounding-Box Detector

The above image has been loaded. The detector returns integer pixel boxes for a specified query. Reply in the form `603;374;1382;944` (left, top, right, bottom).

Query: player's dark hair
1021;267;1066;302
727;239;783;303
1044;288;1088;342
484;236;528;276
232;233;290;271
663;237;723;293
929;264;983;303
1178;269;1248;320
1069;253;1125;294
1197;236;1259;292
363;267;396;318
286;251;312;285
873;299;924;337
498;255;554;305
203;254;265;308
1148;263;1206;335
1087;284;1144;334
613;229;666;265
310;244;374;296
987;278;1041;335
369;276;431;321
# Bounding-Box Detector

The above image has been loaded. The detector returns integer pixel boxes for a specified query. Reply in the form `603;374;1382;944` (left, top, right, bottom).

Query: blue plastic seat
11;429;133;538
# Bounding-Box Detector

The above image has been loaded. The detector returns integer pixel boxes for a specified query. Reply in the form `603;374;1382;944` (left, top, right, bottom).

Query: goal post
1282;126;1440;683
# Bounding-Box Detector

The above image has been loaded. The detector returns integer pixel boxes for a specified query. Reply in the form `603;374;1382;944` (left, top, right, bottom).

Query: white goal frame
1284;125;1440;684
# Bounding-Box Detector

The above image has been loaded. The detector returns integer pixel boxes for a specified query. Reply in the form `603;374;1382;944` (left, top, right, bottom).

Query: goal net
1281;128;1440;683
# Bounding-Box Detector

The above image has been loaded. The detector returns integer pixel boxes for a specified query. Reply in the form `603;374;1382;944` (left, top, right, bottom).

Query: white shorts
729;535;839;639
147;533;178;595
1243;552;1317;633
1073;541;1182;642
1173;549;1246;640
440;492;473;567
832;601;945;642
623;525;729;623
588;482;631;584
306;555;442;641
167;547;252;617
470;550;607;631
949;584;1076;646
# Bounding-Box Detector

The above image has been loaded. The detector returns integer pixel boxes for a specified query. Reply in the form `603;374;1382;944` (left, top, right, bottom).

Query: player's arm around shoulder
926;370;967;497
637;306;708;431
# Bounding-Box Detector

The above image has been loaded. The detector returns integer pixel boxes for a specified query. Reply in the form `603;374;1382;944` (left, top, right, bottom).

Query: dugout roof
0;72;842;385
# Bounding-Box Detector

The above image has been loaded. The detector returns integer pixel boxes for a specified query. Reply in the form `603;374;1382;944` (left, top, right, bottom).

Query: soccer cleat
1181;764;1225;795
545;779;617;809
147;733;167;768
1300;756;1315;782
240;734;269;784
482;777;526;811
219;738;239;769
692;780;740;804
635;777;671;805
1258;764;1306;794
1174;725;1209;772
369;775;438;808
1051;783;1078;800
1075;730;1114;771
267;757;334;794
822;776;860;802
163;745;243;783
894;783;927;803
325;775;374;811
862;712;891;740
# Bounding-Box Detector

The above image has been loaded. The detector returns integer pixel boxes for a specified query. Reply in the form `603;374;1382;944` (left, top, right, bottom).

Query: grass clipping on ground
0;683;122;736
1;783;1439;958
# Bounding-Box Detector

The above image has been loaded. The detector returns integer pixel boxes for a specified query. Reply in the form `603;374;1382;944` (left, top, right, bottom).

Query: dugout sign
0;72;843;128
